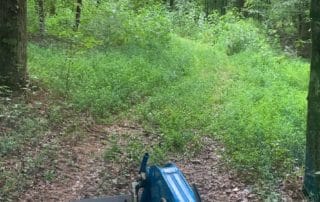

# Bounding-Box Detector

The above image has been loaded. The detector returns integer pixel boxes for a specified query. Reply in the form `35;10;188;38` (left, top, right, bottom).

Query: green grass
215;50;308;179
28;15;309;195
28;41;192;117
136;34;308;183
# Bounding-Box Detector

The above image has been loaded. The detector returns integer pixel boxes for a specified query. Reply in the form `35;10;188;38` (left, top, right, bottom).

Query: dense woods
25;0;311;57
0;0;318;201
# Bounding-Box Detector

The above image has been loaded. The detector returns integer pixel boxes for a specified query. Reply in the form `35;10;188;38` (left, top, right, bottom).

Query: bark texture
0;0;27;90
304;0;320;199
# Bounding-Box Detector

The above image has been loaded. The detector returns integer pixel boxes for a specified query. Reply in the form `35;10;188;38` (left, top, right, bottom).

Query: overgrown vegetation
1;0;310;199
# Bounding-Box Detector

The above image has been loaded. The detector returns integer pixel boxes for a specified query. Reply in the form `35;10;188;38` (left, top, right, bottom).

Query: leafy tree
304;0;320;199
0;0;27;90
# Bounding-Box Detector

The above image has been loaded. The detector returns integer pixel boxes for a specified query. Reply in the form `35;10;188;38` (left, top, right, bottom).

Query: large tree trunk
74;0;82;31
304;0;320;199
0;0;27;90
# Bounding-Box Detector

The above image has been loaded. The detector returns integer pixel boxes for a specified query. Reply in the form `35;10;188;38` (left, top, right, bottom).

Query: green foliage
136;19;308;184
169;1;204;37
134;37;222;157
28;0;172;49
197;12;268;55
215;52;308;179
27;0;38;33
83;2;171;48
28;35;191;117
25;0;310;196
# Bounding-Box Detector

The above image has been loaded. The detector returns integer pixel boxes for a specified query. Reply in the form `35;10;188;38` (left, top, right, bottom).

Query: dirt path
2;90;304;201
19;121;264;202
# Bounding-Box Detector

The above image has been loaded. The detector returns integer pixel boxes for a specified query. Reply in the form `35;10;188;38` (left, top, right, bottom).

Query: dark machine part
76;153;201;202
76;195;132;202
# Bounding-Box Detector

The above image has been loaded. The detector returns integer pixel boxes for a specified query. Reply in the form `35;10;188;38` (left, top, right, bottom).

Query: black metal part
192;184;202;202
75;195;132;202
139;153;149;174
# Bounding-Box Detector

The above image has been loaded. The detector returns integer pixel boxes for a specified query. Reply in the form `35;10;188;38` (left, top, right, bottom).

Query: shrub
81;2;172;48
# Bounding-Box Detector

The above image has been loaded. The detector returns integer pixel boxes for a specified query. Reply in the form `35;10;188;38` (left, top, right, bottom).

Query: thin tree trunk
74;0;82;31
209;0;227;15
221;0;227;15
35;0;45;35
304;0;320;199
49;0;56;15
96;0;100;7
236;0;245;12
205;0;209;18
169;0;174;9
296;1;311;58
0;0;27;90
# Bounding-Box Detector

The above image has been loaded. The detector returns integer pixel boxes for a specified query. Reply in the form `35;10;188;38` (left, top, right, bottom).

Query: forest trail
0;56;302;202
19;121;260;202
0;77;302;202
2;72;303;201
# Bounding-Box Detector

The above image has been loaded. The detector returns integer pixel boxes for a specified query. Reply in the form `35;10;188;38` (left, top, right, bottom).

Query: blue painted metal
75;153;201;202
139;154;200;202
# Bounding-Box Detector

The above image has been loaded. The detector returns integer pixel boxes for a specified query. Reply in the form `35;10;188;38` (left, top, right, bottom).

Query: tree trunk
304;0;320;199
235;0;245;11
96;0;100;7
35;0;45;35
169;0;174;9
205;0;209;18
74;0;82;31
49;0;56;16
296;1;311;58
0;0;27;90
206;0;227;16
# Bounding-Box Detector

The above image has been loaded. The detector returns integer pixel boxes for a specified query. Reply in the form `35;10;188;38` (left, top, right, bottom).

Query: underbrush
215;51;308;180
136;16;308;194
28;37;193;117
27;6;309;197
